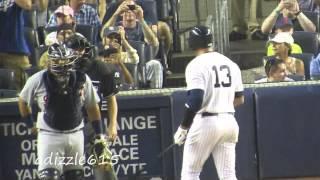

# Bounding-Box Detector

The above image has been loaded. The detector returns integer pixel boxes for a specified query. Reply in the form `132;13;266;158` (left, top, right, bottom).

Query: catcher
18;43;107;180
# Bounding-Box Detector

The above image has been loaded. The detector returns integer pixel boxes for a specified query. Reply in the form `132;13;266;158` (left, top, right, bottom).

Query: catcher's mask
47;43;79;86
65;34;95;71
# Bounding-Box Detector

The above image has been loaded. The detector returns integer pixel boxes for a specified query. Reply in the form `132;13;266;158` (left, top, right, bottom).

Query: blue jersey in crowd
0;0;30;55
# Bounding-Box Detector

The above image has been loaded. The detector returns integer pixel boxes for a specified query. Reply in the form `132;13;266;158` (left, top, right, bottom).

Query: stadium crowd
2;0;320;90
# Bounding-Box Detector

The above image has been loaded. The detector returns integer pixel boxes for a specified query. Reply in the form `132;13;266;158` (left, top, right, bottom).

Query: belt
39;127;83;134
201;112;234;117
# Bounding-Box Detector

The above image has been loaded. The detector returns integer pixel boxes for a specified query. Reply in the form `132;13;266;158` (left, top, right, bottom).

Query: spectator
261;0;316;34
256;57;294;82
267;32;305;76
0;0;48;90
102;0;158;27
229;0;268;41
102;0;172;61
103;0;159;46
103;26;139;65
266;17;302;56
103;26;138;89
299;0;320;12
47;0;101;28
101;1;164;88
85;0;107;22
45;5;78;45
310;52;320;79
103;26;163;88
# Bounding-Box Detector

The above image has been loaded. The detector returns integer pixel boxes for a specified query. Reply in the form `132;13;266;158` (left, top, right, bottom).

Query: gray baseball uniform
19;70;100;173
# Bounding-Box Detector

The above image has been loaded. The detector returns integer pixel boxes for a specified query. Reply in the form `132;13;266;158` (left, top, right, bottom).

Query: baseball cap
275;16;293;29
54;5;74;17
269;32;294;44
103;26;120;37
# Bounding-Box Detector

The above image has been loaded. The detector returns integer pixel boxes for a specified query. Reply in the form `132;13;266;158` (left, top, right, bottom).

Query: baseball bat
157;143;176;158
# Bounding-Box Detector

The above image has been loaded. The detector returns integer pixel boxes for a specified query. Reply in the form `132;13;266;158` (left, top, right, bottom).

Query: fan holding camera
102;0;158;47
261;0;316;34
101;0;164;89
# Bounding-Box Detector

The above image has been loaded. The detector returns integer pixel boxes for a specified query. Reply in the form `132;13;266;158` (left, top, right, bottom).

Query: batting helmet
47;43;78;74
188;25;213;50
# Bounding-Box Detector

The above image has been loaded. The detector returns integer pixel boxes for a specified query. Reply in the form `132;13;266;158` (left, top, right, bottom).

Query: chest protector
43;71;86;130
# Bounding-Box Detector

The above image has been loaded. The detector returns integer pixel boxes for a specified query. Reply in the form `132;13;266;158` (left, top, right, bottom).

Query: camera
127;4;136;11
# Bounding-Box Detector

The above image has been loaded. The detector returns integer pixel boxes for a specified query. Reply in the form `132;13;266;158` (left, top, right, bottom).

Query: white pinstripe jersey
185;52;243;113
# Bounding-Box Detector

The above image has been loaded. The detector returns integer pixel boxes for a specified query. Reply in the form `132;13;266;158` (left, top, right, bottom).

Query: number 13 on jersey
212;65;231;88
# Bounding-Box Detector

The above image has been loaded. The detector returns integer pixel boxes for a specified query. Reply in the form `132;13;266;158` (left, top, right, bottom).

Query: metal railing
207;0;230;56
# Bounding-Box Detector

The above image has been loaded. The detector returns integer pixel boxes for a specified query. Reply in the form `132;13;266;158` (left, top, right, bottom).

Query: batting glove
174;126;188;146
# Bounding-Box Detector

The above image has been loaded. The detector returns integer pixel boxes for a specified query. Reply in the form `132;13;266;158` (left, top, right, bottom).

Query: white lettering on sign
114;163;147;175
0;122;32;136
15;168;38;180
20;139;37;151
84;165;94;177
21;152;37;166
111;147;139;160
112;134;138;146
118;115;157;130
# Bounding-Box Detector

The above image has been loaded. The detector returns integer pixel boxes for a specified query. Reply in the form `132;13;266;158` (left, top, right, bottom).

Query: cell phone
127;4;136;11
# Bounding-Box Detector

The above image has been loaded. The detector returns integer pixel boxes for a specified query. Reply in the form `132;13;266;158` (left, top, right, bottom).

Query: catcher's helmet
65;34;92;52
47;43;79;74
65;34;95;71
188;25;213;50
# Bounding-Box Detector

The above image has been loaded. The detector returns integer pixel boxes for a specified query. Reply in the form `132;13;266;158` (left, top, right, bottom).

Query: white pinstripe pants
181;113;239;180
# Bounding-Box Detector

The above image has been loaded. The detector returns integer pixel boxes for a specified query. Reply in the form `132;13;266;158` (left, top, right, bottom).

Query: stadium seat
24;27;40;48
37;26;46;46
0;68;15;90
128;40;147;87
292;31;319;55
128;40;146;63
44;26;58;37
124;63;138;88
145;44;157;61
75;24;97;44
290;53;314;80
24;27;40;66
23;10;37;28
33;45;48;67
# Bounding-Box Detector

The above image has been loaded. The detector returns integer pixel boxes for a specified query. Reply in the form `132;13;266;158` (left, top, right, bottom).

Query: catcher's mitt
88;135;113;169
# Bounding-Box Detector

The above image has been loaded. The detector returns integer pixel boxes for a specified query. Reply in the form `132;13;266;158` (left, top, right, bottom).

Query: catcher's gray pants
37;130;85;174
